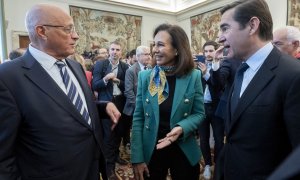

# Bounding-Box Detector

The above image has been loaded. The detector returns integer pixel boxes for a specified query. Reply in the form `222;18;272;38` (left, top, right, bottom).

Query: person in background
93;48;109;63
92;40;129;179
273;26;300;60
8;48;26;60
0;4;120;180
216;0;300;179
131;23;205;180
196;41;224;180
84;58;94;72
127;49;137;67
69;53;93;88
123;45;152;154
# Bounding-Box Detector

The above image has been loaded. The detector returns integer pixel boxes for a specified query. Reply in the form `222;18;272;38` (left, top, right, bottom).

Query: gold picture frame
287;0;300;28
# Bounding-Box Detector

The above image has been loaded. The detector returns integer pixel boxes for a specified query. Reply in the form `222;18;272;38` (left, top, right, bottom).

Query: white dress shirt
240;42;273;96
29;44;89;112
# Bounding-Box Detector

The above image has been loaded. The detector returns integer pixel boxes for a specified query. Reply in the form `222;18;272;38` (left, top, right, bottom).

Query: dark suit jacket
123;62;140;116
211;59;241;120
219;48;300;179
268;145;300;180
0;51;104;180
201;68;223;107
92;59;128;102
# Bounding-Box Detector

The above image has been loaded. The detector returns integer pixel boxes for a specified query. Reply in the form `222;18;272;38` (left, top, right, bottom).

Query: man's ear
36;26;47;40
248;16;260;35
292;40;300;49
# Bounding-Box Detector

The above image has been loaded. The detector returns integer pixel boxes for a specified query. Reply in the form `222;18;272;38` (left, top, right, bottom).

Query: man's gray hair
136;45;150;56
286;26;300;42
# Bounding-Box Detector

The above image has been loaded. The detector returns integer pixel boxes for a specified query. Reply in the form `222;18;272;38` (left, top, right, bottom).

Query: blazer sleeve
116;62;128;92
211;59;232;89
284;72;300;147
92;61;107;91
130;71;147;163
124;68;136;105
176;70;205;140
0;79;21;180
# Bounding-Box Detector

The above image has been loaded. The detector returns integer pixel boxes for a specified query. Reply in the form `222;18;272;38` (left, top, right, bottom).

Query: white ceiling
98;0;210;13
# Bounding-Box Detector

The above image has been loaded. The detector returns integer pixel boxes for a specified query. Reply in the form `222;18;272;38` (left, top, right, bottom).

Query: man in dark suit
123;45;151;154
196;41;224;179
92;41;129;178
211;58;241;125
216;0;300;179
0;4;120;180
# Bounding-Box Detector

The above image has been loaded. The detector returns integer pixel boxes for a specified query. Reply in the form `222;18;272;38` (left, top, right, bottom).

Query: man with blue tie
215;0;300;179
197;41;224;180
0;4;120;180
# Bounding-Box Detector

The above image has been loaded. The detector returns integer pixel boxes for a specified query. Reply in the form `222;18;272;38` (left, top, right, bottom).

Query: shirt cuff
212;61;220;71
203;72;210;80
103;78;108;85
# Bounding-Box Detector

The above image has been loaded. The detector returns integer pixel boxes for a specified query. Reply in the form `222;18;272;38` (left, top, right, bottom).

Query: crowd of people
1;0;300;180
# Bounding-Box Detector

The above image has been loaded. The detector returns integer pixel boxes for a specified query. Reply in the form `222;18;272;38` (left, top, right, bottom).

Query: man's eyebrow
220;23;229;29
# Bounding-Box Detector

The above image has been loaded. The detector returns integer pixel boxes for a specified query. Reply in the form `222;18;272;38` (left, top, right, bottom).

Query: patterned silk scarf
148;65;175;104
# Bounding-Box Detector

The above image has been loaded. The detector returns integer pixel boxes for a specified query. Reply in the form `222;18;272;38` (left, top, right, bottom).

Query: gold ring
168;139;172;144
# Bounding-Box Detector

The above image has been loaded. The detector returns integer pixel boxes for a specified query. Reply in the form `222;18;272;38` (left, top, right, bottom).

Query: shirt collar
138;62;146;70
29;44;66;70
245;42;273;71
109;58;120;66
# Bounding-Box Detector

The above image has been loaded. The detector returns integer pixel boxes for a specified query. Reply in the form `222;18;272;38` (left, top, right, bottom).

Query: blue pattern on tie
56;61;91;126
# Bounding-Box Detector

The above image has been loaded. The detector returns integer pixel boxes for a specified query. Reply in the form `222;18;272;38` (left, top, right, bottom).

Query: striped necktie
55;61;91;126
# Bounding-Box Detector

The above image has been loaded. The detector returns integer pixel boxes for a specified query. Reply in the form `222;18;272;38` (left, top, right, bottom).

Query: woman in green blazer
131;23;205;180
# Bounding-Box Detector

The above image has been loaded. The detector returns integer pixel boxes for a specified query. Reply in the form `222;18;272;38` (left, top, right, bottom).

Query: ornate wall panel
190;8;221;53
70;6;142;55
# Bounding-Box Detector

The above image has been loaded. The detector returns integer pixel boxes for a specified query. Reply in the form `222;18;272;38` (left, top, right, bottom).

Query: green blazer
131;69;205;166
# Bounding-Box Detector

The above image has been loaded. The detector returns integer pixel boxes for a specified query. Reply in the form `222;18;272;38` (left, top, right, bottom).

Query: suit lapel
22;52;92;130
171;75;191;120
228;49;279;132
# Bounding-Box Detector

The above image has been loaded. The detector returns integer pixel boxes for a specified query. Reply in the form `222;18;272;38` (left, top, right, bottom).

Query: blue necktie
56;61;91;126
230;63;249;116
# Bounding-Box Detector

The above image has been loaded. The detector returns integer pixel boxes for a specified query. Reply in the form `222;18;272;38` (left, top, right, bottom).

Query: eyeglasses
141;53;151;56
40;24;76;34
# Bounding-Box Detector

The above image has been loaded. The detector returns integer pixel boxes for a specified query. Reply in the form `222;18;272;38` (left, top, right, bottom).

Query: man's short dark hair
220;0;273;41
129;49;136;58
202;41;219;51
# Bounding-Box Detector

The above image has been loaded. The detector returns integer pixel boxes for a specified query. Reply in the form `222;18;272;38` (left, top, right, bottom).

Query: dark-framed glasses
40;24;76;34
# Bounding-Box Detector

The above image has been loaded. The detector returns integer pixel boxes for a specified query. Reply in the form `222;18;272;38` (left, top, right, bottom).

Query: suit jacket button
184;113;188;117
145;113;149;117
145;125;149;129
146;99;149;103
184;99;190;104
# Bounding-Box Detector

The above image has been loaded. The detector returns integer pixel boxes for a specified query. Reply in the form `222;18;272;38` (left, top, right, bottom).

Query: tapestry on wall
70;6;142;56
190;8;221;54
287;0;300;29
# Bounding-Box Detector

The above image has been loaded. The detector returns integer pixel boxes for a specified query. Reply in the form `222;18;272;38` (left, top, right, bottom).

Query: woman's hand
156;126;183;149
133;163;150;180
